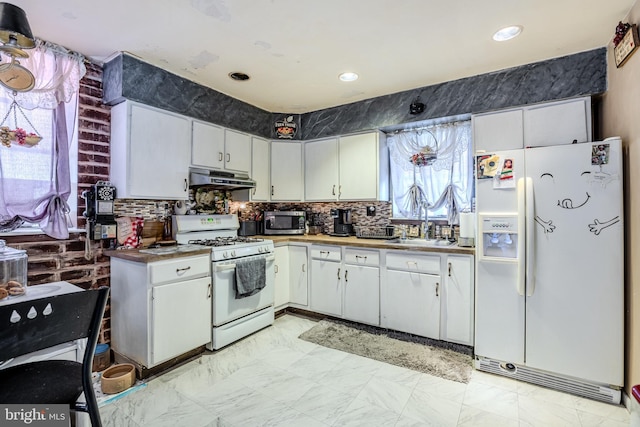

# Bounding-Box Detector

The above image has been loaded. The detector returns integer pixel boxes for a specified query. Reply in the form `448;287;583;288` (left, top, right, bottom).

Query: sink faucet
423;202;430;240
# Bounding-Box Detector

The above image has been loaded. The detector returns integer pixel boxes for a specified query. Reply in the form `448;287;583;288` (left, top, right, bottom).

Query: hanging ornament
0;93;41;148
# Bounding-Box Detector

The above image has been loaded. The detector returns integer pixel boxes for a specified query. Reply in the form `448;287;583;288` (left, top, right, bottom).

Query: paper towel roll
459;212;475;238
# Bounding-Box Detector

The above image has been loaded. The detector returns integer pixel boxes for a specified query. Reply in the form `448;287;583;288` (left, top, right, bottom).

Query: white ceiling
9;0;635;113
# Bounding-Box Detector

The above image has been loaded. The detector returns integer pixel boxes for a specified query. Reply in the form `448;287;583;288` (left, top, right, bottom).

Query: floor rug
299;319;473;383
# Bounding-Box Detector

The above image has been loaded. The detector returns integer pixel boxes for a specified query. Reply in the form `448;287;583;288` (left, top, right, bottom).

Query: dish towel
235;257;266;299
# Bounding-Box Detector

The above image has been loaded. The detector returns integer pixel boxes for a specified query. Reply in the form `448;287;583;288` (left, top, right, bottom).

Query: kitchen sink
386;238;457;247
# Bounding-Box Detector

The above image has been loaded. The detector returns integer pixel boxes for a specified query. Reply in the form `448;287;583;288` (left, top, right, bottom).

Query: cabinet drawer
344;248;379;266
310;245;341;261
149;255;211;285
386;252;440;274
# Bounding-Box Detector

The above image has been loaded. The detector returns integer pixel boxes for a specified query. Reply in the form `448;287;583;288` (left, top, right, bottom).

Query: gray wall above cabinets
103;53;273;139
300;48;607;140
103;48;606;141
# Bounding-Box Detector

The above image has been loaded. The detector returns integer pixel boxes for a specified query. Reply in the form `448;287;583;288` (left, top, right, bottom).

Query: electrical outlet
366;206;376;216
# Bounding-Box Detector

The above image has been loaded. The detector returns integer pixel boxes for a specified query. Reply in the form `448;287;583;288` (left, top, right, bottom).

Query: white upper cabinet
523;97;591;147
472;97;592;152
270;141;303;201
304;131;389;201
191;121;251;174
110;101;190;200
191;120;225;169
250;136;270;201
304;138;338;201
339;132;388;201
472;109;524;152
224;129;251;173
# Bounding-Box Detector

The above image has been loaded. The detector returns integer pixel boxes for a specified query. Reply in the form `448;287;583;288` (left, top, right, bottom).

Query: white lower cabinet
289;245;309;306
384;268;441;339
343;248;380;326
310;245;343;317
382;251;442;340
110;254;212;368
150;277;212;365
440;254;474;346
274;246;290;309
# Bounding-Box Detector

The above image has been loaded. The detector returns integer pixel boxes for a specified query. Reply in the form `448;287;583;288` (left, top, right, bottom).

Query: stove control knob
231;250;236;257
223;251;229;258
258;247;263;253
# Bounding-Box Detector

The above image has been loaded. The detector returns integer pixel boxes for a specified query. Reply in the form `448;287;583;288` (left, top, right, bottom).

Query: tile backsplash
229;201;392;235
115;197;392;236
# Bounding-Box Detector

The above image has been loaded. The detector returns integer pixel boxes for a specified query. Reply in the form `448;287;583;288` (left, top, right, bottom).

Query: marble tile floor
98;314;630;427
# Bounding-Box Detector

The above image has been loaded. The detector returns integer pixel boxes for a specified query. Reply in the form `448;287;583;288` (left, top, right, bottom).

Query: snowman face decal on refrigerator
529;142;621;237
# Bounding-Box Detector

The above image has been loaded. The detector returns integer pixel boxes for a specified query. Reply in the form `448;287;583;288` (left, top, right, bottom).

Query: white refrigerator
474;137;624;403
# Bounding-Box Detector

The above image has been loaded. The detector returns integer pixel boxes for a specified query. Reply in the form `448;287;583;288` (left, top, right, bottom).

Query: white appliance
0;281;85;369
173;214;275;350
474;137;624;404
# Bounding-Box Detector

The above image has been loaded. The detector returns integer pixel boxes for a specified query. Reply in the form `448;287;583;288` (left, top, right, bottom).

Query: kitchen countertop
105;244;212;263
259;234;476;255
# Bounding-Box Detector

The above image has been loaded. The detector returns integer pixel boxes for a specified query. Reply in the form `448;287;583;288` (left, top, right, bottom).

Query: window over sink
387;120;473;224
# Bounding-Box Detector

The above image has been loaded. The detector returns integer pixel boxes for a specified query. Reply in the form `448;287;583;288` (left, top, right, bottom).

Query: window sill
0;227;85;237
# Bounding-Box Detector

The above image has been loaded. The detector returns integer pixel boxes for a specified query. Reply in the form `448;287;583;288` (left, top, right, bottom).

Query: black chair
0;287;110;427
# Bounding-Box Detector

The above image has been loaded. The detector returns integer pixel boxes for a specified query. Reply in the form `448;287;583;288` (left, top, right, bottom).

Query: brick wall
3;61;113;343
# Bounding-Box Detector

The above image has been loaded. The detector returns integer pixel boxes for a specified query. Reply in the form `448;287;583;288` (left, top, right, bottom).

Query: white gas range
172;214;275;350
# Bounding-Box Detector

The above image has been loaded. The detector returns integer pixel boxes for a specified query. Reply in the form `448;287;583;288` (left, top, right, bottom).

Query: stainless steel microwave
263;211;306;235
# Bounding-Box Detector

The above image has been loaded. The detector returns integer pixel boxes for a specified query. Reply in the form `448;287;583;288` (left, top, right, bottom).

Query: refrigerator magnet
591;143;609;165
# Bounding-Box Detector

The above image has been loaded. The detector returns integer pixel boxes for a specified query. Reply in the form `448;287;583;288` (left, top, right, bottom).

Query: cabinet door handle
355;255;367;262
218;152;223;161
184;178;188;191
406;261;418;269
345;269;348;283
320;250;330;257
226;153;231;163
338;185;342;197
252;187;256;196
302;264;306;272
176;266;191;273
207;283;211;298
275;265;279;273
332;185;336;195
435;282;439;297
337;268;341;279
271;185;274;196
448;262;452;277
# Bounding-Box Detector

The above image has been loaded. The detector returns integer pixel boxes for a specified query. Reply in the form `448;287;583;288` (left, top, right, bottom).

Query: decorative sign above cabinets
274;115;298;139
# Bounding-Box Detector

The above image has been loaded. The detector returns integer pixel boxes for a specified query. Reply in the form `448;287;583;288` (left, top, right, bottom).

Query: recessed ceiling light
339;72;358;82
493;25;523;42
229;72;250;81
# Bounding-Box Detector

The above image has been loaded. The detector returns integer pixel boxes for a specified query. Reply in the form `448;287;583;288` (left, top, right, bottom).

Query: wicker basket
354;225;397;239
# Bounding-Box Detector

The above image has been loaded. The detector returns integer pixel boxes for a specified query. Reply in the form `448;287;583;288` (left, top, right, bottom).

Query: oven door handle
215;255;275;272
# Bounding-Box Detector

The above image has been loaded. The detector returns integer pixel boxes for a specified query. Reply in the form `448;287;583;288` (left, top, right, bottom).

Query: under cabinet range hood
189;168;256;190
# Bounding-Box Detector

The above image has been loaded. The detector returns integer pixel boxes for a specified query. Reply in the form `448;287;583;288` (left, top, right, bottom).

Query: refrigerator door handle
517;177;526;296
525;176;536;296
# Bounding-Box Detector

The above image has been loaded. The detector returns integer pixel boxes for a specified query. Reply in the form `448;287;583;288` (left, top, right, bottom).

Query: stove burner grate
188;236;264;247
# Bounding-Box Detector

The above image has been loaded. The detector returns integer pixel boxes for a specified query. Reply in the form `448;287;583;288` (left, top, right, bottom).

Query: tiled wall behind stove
229;201;392;234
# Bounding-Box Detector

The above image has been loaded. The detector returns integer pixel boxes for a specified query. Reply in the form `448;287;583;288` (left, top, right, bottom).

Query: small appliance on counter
307;212;323;235
263;211;306;235
331;208;353;237
238;220;258;236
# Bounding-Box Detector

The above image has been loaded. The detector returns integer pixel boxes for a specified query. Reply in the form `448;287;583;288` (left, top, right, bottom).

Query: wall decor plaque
614;24;639;68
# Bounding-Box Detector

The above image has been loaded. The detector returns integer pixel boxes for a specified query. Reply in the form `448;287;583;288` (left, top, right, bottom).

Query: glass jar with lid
0;239;28;300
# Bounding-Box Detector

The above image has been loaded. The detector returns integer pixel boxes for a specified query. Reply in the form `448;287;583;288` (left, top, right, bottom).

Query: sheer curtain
388;120;472;224
0;39;85;238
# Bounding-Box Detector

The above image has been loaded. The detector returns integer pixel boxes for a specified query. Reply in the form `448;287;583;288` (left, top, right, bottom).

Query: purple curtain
0;102;72;238
0;41;84;238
